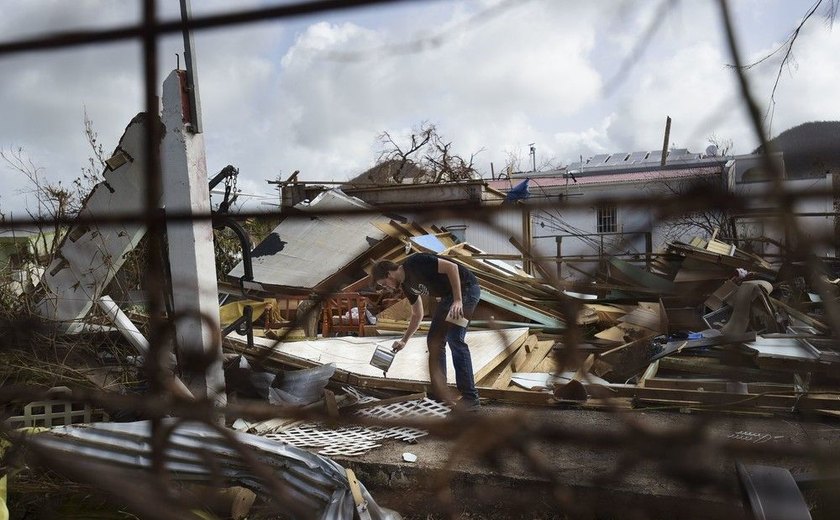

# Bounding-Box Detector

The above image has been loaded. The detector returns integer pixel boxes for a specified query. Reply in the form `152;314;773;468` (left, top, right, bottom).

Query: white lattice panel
264;425;383;457
258;389;450;456
5;400;109;429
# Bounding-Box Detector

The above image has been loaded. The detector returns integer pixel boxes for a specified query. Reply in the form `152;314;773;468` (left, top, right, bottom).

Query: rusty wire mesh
1;1;839;519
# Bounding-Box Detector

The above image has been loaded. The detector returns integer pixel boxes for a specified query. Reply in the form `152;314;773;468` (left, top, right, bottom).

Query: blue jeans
427;280;481;404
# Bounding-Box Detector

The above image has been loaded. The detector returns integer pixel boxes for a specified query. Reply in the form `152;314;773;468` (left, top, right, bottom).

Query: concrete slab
332;404;840;519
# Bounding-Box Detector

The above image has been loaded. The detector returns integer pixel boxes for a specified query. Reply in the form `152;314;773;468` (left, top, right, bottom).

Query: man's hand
392;339;407;352
448;300;464;320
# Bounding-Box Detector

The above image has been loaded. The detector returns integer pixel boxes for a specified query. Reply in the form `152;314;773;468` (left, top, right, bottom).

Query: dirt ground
334;402;840;519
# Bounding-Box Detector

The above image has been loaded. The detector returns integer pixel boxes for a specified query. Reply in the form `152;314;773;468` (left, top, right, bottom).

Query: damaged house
1;2;839;514
487;121;840;281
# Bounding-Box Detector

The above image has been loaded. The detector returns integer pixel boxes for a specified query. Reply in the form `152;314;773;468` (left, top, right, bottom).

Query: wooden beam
637;360;660;387
658;356;792;383
476;386;557;406
480;291;564;328
517;339;555;373
604;384;840;412
642;378;793;394
770;297;831;333
592;334;658;379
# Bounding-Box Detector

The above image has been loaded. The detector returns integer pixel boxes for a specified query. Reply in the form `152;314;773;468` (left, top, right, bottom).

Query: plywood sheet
229;328;529;385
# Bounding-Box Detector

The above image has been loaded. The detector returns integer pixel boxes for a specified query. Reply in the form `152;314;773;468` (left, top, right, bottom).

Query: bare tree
73;108;107;212
423;132;483;183
374;121;481;184
501;149;523;178
706;134;733;156
0;147;72;259
732;0;839;134
376;122;435;183
655;174;739;244
0;114;112;259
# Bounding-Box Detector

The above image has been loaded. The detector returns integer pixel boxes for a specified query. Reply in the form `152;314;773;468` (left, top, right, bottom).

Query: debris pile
221;190;840;420
4;183;840;518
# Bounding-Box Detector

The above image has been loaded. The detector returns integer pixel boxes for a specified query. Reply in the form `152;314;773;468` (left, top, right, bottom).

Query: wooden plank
518;339;554;373
518;334;538;359
451;254;543;289
345;374;429;393
592;334;658;378
637;360;660;387
508;236;556;282
492;344;528;389
471;275;544;308
669;242;769;272
476;386;557;406
388;220;420;239
313;236;400;293
686;236;705;248
479;330;530;388
604;384;840;412
449;253;558;297
643;378;793;394
476;356;512;387
227;328;529;389
704;280;738;311
594;323;652;344
480;291;565;328
508;343;533;375
534;354;560;373
770;297;831;333
658;356;792;382
617;304;662;332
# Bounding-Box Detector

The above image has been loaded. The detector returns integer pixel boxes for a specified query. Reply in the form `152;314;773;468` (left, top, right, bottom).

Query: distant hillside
754;121;840;178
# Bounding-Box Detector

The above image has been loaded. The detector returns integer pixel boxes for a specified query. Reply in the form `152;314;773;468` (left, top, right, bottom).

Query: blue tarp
504;178;530;202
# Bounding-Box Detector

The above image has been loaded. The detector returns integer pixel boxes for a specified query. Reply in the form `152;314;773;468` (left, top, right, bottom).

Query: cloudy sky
0;0;837;216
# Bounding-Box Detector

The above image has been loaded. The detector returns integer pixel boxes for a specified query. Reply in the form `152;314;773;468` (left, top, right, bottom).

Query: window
597;206;617;233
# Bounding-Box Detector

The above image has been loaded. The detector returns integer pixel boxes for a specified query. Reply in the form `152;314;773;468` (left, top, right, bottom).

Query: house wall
521;160;835;281
438;207;523;257
732;173;834;258
528;180;704;280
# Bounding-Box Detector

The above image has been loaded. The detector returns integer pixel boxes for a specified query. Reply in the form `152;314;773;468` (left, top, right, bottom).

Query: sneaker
454;397;481;412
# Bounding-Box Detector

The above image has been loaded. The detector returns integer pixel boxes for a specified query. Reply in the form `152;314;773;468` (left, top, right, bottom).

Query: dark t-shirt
400;253;476;304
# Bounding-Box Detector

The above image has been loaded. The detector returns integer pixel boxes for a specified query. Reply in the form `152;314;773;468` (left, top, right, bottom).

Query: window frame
596;205;617;234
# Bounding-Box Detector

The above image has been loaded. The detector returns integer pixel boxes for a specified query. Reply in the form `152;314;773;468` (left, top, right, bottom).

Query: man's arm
392;297;423;352
438;258;463;319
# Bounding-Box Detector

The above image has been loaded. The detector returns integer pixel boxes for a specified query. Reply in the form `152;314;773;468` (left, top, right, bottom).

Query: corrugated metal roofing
228;189;390;289
28;420;397;519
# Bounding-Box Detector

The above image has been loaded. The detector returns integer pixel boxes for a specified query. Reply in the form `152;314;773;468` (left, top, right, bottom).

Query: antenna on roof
529;143;536;172
705;144;718;157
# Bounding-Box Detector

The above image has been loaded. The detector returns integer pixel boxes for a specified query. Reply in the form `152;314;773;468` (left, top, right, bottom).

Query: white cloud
0;0;836;217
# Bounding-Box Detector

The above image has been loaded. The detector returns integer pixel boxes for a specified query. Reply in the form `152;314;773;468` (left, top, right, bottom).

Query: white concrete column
161;70;225;405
